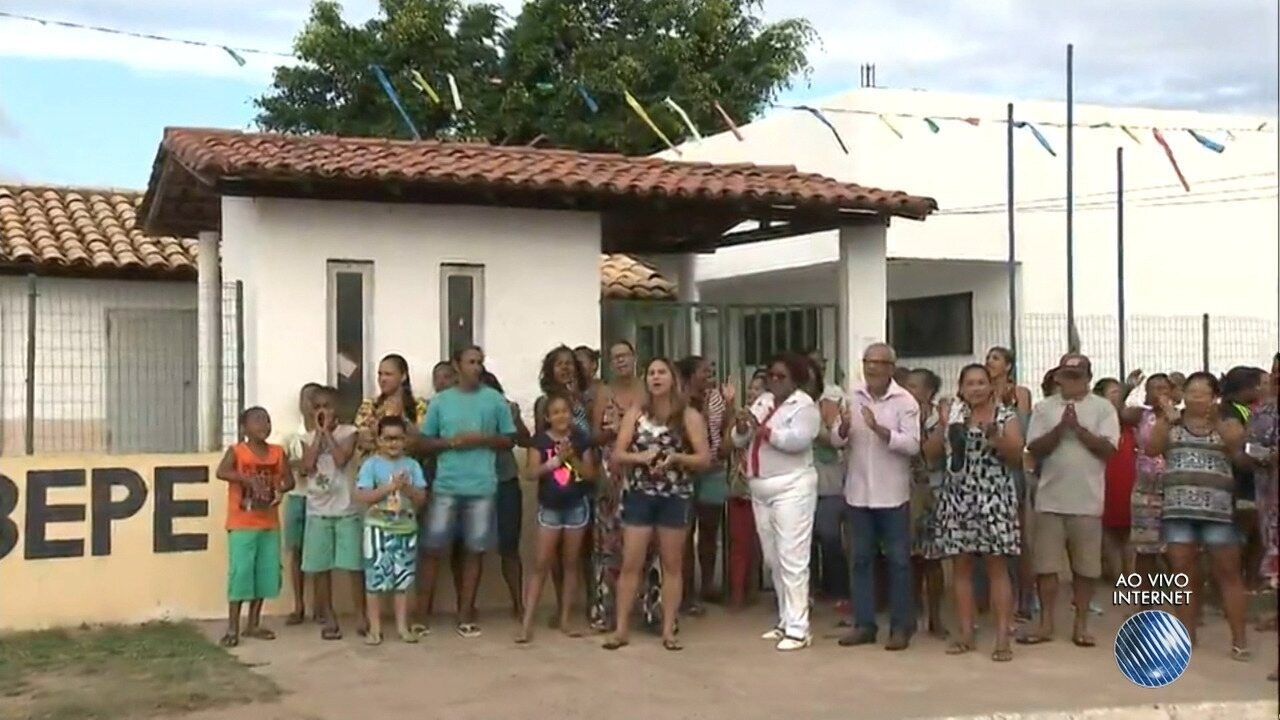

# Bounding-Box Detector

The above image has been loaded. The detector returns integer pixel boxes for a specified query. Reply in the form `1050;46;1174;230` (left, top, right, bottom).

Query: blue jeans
846;502;913;635
814;495;848;599
421;493;496;553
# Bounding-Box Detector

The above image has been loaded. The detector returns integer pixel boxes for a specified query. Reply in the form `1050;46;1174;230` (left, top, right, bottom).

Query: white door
105;309;198;453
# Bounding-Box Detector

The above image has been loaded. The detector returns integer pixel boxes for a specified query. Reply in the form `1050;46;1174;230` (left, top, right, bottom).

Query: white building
658;88;1278;386
139;127;934;449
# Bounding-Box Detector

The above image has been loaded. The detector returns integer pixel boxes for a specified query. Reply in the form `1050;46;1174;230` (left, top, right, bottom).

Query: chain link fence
905;312;1278;395
0;275;243;456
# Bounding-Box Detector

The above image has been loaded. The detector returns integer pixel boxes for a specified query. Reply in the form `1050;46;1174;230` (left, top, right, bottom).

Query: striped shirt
1162;424;1235;525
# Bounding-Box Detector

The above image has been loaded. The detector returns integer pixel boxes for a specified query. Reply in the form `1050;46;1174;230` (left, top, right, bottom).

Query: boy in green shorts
284;382;322;624
299;386;367;639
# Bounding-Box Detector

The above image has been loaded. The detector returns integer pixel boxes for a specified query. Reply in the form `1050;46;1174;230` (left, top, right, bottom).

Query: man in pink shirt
831;343;921;650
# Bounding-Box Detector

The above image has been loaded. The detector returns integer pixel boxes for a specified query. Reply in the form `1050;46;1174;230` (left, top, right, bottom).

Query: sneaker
761;627;784;641
776;635;812;652
884;630;911;651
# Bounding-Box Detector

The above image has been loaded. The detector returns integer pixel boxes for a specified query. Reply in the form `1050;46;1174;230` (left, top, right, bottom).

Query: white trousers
750;465;819;640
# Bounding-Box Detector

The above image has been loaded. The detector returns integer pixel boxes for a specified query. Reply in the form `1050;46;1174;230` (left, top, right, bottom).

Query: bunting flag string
797;106;849;153
446;73;463;111
408;69;441;105
369;65;421;140
1120;126;1142;144
1187;129;1225;153
663;97;702;140
576;83;600;114
713;101;744;141
624;90;680;155
1151;129;1190;192
772;102;1274;135
222;47;247;66
923;118;941;134
1013;121;1057;157
876;114;903;139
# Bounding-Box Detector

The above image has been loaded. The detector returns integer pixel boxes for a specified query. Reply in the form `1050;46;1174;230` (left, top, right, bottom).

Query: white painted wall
220;197;602;438
669;88;1278;324
0;276;196;453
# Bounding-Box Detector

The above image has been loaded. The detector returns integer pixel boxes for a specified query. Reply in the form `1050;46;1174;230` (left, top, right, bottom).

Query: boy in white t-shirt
299;386;366;640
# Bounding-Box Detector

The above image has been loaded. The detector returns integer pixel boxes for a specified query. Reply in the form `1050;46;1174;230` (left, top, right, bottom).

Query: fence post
235;280;246;424
1200;313;1210;372
24;274;37;455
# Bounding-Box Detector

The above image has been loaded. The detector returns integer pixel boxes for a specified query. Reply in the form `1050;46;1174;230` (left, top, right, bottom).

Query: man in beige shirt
1020;353;1119;648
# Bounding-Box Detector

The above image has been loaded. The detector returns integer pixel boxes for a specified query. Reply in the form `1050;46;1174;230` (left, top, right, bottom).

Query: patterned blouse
1161;423;1235;525
354;395;429;456
702;388;726;460
625;413;692;498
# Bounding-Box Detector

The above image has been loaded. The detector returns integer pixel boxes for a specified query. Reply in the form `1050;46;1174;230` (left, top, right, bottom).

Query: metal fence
905;312;1278;395
0;275;243;456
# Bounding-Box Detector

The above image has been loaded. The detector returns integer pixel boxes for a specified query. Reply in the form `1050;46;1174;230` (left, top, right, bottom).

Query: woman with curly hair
535;345;591;436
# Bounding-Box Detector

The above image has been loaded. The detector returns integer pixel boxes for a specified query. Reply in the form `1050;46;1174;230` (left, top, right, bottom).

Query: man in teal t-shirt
419;345;516;637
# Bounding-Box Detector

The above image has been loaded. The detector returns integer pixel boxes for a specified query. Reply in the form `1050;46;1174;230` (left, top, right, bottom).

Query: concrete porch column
197;230;223;451
645;253;702;356
837;221;888;386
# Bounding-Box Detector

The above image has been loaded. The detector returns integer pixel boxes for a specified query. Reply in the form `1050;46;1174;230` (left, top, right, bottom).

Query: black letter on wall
90;468;147;556
24;469;85;559
153;465;208;553
0;473;18;562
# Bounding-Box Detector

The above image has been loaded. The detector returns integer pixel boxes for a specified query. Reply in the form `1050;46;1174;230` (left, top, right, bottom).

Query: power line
938;191;1277;216
0;10;292;59
938;172;1278;214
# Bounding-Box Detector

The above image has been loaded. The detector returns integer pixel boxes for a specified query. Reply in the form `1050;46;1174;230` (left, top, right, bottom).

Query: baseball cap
1054;352;1092;377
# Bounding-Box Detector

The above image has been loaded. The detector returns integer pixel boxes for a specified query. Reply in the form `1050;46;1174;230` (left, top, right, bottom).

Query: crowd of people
212;339;1279;680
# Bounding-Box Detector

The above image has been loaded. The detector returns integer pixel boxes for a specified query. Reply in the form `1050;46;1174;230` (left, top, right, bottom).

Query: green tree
255;0;815;154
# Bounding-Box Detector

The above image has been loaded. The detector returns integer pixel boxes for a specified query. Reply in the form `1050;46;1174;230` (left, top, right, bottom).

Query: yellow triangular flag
624;90;680;155
408;69;440;105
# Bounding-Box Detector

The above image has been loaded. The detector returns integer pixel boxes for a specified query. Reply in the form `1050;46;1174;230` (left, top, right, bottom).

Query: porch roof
140;128;937;253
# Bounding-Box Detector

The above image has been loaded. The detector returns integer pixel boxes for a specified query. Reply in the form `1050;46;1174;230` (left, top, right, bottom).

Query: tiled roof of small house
140;128;937;238
0;183;673;298
0;184;196;278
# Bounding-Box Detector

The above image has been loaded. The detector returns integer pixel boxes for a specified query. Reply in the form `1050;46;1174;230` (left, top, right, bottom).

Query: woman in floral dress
587;340;645;632
1127;374;1173;607
1246;354;1278;681
925;364;1025;662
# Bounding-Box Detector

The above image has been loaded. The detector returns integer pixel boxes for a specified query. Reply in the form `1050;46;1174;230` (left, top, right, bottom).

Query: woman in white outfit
731;353;822;651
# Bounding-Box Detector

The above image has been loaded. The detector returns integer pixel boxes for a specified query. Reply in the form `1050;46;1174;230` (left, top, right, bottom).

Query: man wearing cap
1020;352;1119;648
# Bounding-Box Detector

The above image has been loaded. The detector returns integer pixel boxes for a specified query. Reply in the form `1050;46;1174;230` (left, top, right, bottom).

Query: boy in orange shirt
216;406;295;647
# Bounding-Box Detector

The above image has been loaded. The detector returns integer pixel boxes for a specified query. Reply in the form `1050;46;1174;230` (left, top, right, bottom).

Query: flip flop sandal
514;632;531;645
244;628;277;640
602;637;629;651
410;624;431;638
1016;634;1052;645
398;630;419;644
219;633;240;648
364;632;383;646
946;640;974;655
991;647;1014;662
1072;635;1096;648
1231;646;1252;662
662;638;684;652
285;612;306;626
456;623;482;639
321;626;343;641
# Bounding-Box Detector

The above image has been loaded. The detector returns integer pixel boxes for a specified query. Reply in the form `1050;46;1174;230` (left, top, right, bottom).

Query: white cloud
0;0;1275;112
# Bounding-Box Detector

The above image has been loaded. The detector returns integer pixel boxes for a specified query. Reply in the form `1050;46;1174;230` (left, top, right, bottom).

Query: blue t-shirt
423;385;517;497
356;455;427;534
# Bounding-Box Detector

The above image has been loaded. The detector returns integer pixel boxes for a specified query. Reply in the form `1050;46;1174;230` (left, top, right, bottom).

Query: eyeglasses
379;435;406;443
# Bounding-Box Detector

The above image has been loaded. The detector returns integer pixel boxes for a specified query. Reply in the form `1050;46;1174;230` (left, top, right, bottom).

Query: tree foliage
255;0;815;154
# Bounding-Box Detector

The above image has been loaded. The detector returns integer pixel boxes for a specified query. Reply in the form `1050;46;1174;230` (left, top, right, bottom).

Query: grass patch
0;622;279;720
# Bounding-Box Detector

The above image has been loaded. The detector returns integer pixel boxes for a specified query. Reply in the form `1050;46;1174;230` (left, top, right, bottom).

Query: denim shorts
421;493;496;553
537;496;591;530
1162;518;1241;546
621;491;691;529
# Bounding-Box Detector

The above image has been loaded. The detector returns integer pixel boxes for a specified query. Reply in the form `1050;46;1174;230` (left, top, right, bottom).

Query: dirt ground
160;596;1278;720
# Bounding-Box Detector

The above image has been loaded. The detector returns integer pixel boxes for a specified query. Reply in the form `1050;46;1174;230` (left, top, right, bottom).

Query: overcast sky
0;0;1276;185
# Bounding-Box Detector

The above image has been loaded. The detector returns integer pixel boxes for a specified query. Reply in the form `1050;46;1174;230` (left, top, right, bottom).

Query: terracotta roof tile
0;185;196;277
147;128;937;224
600;254;676;300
